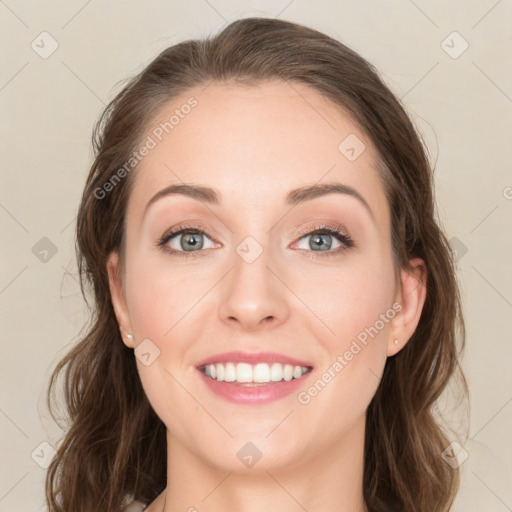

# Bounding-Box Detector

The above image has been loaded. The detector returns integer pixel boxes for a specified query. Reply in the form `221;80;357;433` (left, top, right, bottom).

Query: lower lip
197;369;312;404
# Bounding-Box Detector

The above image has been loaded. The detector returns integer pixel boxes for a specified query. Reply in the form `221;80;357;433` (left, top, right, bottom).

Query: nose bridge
217;230;289;329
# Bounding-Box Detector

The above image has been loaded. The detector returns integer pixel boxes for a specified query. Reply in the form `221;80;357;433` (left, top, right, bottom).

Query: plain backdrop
0;1;511;510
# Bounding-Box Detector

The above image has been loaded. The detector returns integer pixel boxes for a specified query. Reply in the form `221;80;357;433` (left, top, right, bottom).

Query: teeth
283;364;294;381
202;362;310;384
270;362;282;382
224;362;236;382
208;364;217;379
293;365;303;379
254;363;270;383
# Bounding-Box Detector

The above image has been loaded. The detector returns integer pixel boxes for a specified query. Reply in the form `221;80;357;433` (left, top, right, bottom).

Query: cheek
123;257;206;440
296;247;394;341
122;253;204;416
123;248;217;366
296;251;393;407
124;250;201;338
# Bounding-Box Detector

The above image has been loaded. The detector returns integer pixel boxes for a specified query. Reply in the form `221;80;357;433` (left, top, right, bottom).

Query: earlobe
387;257;427;357
106;251;134;348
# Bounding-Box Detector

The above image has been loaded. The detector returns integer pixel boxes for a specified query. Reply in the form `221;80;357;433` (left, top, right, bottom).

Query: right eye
156;224;218;258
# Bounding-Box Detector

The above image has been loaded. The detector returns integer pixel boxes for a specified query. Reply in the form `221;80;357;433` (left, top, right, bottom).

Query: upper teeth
202;362;310;383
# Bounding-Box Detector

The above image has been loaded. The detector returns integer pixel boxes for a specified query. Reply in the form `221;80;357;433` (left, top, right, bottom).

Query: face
107;80;426;473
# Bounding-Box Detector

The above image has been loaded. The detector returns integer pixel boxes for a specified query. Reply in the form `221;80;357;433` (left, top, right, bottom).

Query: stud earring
126;333;133;340
394;338;399;345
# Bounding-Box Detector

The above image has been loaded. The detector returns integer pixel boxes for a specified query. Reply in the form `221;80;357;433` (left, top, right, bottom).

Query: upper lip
195;351;313;369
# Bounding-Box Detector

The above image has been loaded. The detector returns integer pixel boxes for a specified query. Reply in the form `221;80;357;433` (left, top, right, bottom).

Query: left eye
292;225;353;254
294;231;342;252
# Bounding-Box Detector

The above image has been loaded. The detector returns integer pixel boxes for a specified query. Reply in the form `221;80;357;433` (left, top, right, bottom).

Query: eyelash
155;222;354;259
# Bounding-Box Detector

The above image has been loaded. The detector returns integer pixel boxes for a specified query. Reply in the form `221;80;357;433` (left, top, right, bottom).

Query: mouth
195;351;315;403
198;361;313;386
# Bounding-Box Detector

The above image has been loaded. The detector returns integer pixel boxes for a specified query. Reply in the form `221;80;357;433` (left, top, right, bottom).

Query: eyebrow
143;182;374;220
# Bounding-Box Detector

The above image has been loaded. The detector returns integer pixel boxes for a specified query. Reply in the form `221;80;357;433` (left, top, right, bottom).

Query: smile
200;362;312;385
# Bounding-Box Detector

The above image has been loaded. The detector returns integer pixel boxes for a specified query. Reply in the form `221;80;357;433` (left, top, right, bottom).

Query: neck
161;414;367;512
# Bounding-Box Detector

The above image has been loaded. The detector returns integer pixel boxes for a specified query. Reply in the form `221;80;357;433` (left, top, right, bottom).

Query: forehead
126;80;389;235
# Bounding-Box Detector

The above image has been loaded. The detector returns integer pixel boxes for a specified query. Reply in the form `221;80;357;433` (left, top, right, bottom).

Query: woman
45;17;469;512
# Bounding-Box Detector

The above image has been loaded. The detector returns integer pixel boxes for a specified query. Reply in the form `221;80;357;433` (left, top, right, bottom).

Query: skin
107;80;427;512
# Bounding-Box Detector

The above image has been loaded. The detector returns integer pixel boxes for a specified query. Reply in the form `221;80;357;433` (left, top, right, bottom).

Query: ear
106;251;134;348
387;257;427;356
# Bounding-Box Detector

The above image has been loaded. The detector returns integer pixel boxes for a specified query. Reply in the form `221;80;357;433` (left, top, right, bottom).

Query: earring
394;338;399;345
126;333;133;340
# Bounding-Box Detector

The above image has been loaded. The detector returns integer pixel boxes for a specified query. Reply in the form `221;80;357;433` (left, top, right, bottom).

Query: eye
155;222;354;259
156;224;217;258
291;223;354;257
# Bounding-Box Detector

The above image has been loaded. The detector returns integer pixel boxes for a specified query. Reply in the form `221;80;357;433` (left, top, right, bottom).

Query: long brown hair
45;17;469;511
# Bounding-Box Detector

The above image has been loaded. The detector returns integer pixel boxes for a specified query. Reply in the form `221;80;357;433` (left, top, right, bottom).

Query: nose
217;239;290;331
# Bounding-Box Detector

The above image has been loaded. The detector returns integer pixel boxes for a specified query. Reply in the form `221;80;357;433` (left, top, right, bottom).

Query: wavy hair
45;17;469;512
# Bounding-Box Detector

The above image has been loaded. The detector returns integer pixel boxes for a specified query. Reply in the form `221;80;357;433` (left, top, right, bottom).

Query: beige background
1;1;511;510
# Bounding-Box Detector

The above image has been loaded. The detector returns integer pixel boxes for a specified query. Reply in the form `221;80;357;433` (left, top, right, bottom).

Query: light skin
107;80;427;512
